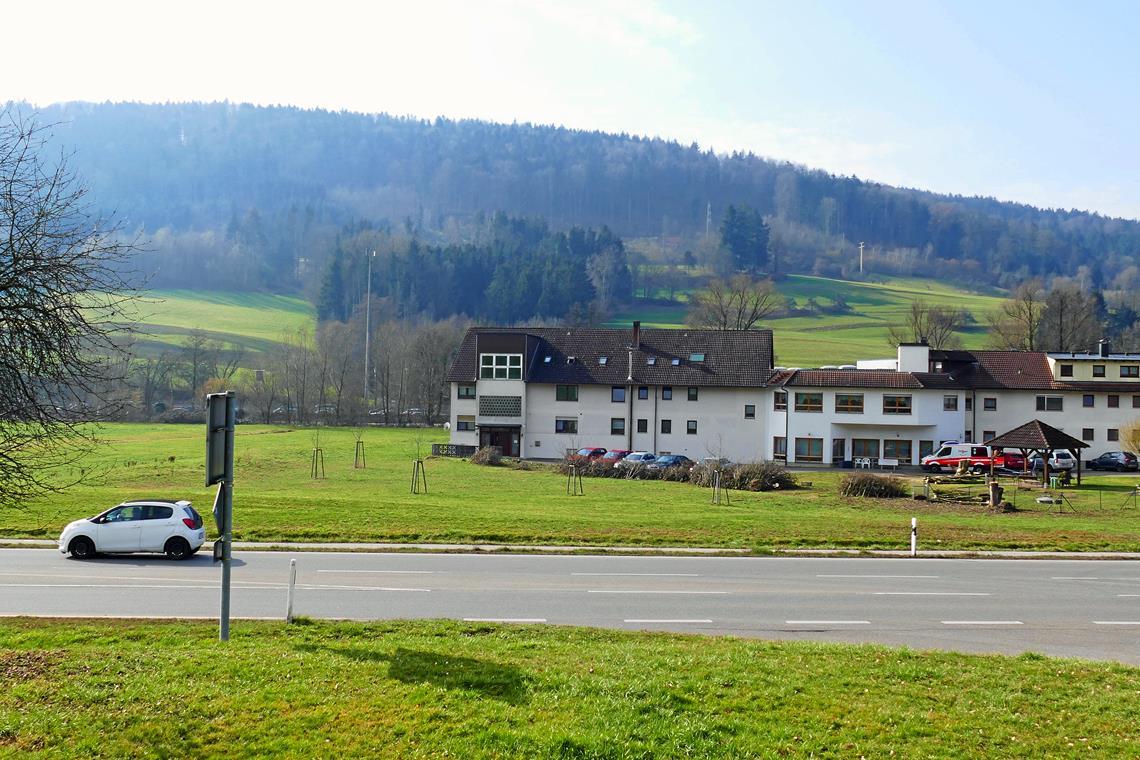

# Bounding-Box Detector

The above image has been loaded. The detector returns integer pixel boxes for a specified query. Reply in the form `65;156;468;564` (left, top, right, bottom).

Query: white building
446;326;1140;464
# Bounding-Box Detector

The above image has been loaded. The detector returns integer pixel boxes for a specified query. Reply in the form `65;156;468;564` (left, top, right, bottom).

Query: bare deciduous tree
686;274;779;331
1036;280;1102;353
886;300;966;349
0;112;137;508
986;279;1045;351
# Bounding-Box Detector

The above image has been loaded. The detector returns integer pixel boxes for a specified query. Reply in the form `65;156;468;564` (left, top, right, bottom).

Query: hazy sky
8;0;1140;218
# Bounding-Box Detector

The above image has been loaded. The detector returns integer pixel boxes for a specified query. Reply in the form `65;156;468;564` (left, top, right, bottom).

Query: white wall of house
972;389;1140;457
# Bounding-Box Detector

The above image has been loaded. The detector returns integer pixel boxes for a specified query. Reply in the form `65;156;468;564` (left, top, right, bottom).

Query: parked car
615;452;657;469
601;449;632;463
1029;451;1077;472
570;447;607;461
313;403;337;415
59;500;205;560
647;454;693;470
1086;451;1139;472
272;404;298;415
921;444;1025;473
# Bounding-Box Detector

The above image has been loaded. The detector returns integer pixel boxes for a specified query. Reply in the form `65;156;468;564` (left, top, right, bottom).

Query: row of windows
1081;428;1124;442
773;437;935;464
551;418;704;435
1081;394;1140;409
1059;363;1140;378
784;392;913;415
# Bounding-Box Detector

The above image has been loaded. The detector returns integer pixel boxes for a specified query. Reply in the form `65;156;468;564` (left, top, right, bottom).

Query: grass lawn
118;289;316;356
610;274;1007;367
5;425;1139;552
1;618;1137;758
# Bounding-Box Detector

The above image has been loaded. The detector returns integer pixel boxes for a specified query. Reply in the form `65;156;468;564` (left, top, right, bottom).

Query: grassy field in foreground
119;289;316;356
5;425;1139;552
1;618;1137;758
611;274;1006;367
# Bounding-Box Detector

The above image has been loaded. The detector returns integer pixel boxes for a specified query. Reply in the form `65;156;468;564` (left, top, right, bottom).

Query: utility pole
858;241;865;274
362;250;376;414
705;202;712;239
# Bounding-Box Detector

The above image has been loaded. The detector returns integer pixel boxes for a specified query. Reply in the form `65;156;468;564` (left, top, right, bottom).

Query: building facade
446;326;1140;464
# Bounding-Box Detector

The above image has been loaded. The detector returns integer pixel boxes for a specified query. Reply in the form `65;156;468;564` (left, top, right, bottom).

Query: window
1060;364;1074;377
647;357;657;365
610;418;625;435
832;438;846;462
852;438;879;459
661;386;673;400
687;387;699;401
143;505;174;520
638;386;649;400
795;392;823;412
555;418;577;434
456;415;475;431
1122;365;1140;378
883;395;912;415
982;430;995;442
637;418;648;433
983;397;997;411
457;384;476;399
1108;395;1119;408
965;430;974;443
1093;365;1106;377
686;420;698;435
1082;428;1094;441
774;391;788;411
919;440;935;459
1135;395;1140;408
835;393;864;413
671;358;681;366
794;437;823;462
480;353;522;379
882;439;913;464
965;397;973;411
661;419;672;434
744;404;756;419
1083;394;1094;408
611;386;626;403
689;353;706;362
773;436;787;460
598;356;608;365
1036;395;1063;411
556;385;578;402
943;395;958;411
1108;428;1119;442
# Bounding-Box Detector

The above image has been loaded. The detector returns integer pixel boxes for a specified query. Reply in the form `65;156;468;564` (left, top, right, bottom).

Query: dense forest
25;100;1140;299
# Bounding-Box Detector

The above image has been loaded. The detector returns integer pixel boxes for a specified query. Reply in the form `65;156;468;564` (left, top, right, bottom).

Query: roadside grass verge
4;425;1138;552
1;618;1137;758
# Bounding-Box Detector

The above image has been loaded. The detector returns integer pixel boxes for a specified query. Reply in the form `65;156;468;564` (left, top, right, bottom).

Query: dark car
1087;451;1139;472
647;454;693;470
571;447;607;461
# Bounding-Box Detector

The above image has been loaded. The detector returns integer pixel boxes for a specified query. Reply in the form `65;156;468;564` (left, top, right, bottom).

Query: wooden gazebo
984;420;1090;486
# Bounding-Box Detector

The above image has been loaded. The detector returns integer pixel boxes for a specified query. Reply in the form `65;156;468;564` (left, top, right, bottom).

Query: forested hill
32;101;1140;288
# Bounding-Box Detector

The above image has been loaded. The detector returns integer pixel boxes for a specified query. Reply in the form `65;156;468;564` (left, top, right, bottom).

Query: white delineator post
910;517;918;557
286;559;297;623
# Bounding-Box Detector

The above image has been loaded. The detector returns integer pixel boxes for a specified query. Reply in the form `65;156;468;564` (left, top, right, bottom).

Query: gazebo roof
983;419;1089;451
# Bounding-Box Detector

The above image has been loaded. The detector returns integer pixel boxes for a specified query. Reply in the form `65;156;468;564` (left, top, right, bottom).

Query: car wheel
68;536;96;559
164;537;193;560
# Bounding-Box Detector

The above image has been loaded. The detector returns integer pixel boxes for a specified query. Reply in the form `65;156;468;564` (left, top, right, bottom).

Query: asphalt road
2;549;1138;665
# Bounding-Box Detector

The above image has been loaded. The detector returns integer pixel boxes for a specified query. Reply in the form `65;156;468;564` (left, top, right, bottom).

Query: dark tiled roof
783;369;925;389
1056;382;1140;393
446;327;775;387
984;419;1089;450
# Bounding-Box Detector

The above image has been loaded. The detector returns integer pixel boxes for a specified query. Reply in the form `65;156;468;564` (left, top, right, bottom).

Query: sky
7;0;1140;219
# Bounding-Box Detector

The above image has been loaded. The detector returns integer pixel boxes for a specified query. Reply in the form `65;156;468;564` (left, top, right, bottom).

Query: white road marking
785;620;870;625
625;619;713;624
316;570;435;574
874;592;990;596
572;572;700;577
463;618;546;623
297;584;430;592
817;574;938;579
0;583;229;590
942;621;1023;626
1117;594;1140;597
1093;621;1140;625
587;589;727;595
1052;577;1100;580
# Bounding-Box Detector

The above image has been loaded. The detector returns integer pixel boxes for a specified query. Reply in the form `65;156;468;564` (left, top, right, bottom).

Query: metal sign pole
207;391;236;642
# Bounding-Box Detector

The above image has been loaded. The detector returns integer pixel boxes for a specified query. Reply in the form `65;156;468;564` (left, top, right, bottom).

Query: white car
1029;451;1077;472
615;452;657;468
59;500;206;560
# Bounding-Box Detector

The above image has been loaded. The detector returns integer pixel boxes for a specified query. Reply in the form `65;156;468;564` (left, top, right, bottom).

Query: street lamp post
363;250;376;417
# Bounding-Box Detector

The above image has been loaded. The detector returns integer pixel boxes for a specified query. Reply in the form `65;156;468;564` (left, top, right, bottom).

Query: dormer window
689;353;706;362
671;358;681;366
599;356;608;365
647;357;657;365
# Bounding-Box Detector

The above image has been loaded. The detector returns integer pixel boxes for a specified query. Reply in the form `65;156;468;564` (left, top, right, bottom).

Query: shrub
470;446;502;466
730;462;797;492
839;473;907;498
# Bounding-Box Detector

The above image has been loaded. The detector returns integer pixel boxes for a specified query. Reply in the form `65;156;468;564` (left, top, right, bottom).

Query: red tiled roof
984;419;1089;450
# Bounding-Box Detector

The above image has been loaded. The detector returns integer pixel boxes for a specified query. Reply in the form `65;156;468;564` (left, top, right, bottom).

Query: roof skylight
543;356;552;363
646;357;657;365
689;353;706;362
671;358;681;365
599;356;608;365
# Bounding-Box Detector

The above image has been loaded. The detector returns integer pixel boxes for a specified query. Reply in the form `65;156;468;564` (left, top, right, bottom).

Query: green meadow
118;290;316;356
1;618;1136;758
5;425;1138;552
613;274;1006;367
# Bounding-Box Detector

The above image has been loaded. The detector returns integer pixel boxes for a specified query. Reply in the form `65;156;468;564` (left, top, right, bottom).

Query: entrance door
832;438;846;464
479;427;520;457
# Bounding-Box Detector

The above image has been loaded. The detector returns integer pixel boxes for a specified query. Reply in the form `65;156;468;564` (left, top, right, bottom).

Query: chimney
1098;339;1110;358
632;320;641;349
897;341;931;373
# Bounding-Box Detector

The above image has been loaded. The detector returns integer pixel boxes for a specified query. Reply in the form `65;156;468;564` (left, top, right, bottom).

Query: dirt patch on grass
1;650;60;682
